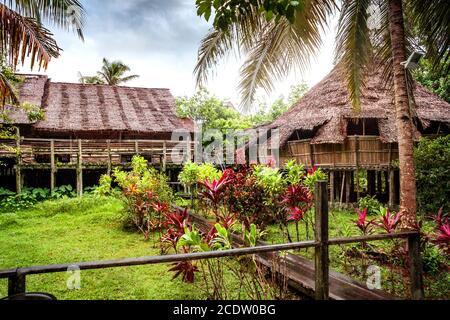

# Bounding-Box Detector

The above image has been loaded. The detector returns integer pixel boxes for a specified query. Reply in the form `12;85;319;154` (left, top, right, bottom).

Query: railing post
8;272;26;296
408;233;424;300
106;139;112;176
314;180;329;300
15;127;22;194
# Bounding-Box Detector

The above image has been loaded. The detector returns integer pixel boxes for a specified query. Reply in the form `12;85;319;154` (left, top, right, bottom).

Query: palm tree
0;0;85;105
194;0;449;227
79;58;140;86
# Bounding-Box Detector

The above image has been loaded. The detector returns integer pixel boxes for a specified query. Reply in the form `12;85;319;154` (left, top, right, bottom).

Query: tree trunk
388;0;417;228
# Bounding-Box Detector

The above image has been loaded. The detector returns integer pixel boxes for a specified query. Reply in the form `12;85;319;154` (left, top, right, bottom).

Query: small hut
258;65;450;206
0;75;194;193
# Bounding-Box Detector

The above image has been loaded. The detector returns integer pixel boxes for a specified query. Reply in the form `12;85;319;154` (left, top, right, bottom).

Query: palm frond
5;0;85;40
238;0;336;110
335;0;372;112
0;72;20;106
0;4;61;70
119;74;140;83
407;0;450;74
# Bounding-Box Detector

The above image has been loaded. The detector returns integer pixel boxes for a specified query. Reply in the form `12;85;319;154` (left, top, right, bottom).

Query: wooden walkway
188;212;395;300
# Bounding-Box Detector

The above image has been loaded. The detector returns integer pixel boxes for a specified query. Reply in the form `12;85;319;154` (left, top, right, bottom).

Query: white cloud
18;0;338;113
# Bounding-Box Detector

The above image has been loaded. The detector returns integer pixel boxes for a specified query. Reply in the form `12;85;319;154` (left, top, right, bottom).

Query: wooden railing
287;136;399;169
0;181;424;300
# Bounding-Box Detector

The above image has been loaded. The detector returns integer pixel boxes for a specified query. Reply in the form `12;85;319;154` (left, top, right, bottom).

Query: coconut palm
79;58;140;86
0;0;85;105
194;0;449;227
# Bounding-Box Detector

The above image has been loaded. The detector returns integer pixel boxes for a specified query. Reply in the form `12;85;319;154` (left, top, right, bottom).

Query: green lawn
0;196;205;300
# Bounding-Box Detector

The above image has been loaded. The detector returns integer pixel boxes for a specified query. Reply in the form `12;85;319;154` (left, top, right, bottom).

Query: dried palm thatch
8;74;193;137
262;64;450;147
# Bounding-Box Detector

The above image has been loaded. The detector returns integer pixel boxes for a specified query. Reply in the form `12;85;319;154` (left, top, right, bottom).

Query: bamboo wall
286;136;398;169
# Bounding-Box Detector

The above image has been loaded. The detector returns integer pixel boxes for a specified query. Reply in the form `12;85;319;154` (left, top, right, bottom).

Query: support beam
329;171;335;206
106;140;112;176
76;139;83;197
356;170;360;202
50;140;56;193
345;171;351;204
340;171;346;206
377;171;383;195
162;141;167;172
15;127;22;194
389;169;395;208
367;170;376;196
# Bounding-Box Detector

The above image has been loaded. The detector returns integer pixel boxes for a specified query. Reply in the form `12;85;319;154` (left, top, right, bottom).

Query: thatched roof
11;74;193;136
264;65;450;146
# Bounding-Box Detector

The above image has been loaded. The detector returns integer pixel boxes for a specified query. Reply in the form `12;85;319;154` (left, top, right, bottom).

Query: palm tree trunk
388;0;417;228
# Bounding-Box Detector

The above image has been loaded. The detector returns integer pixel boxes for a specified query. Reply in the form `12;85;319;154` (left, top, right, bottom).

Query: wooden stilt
329;171;335;206
162;141;167;172
389;169;395;207
377;171;382;195
340;171;346;206
345;171;351;204
76;139;83;197
367;170;376;196
356;170;360;202
106;140;112;176
15;127;22;194
50;139;56;193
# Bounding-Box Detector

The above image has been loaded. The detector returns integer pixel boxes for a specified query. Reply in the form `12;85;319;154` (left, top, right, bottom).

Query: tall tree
194;0;450;227
79;58;140;86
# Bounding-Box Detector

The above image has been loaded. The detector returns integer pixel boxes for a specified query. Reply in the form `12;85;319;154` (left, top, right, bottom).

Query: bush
415;135;450;214
358;195;383;215
178;162;222;188
422;243;444;274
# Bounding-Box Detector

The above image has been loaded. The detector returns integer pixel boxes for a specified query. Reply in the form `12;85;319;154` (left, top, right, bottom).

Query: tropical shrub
358;195;383;215
178;162;222;188
112;155;173;235
415;135;450;214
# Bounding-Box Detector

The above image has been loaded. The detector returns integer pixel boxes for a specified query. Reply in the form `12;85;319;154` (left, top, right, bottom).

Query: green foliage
422;243;445;275
303;168;327;191
415;135;450;214
178;162;222;187
253;165;286;197
413;58;450;103
176;88;252;131
196;0;303;30
284;160;305;185
358;195;383;215
0;185;76;212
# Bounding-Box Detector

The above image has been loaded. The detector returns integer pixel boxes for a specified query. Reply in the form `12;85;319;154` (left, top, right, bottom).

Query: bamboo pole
50;140;56;193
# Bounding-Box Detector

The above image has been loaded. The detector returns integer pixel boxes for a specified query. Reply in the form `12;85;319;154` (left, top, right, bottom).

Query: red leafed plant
433;208;450;253
161;208;191;252
168;260;199;283
198;170;231;205
287;207;305;222
374;208;401;233
307;166;318;176
355;208;374;236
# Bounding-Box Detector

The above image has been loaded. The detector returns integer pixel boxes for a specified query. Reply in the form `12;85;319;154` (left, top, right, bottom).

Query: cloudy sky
19;0;338;111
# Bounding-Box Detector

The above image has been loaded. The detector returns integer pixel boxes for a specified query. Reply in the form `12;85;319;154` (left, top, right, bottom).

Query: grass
0;196;207;300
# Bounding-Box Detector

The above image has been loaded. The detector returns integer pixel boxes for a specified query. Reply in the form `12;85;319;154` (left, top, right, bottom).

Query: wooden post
367;170;376;196
408;233;424;300
186;137;192;163
162;141;167;172
356;170;360;202
50;140;56;193
329;171;335;206
76;139;83;197
377;171;383;195
345;171;351;204
135;141;139;154
106;140;112;176
15;127;22;194
340;171;346;206
8;273;26;296
315;180;329;300
309;144;314;168
389;169;395;208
